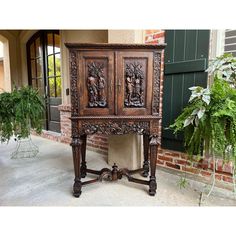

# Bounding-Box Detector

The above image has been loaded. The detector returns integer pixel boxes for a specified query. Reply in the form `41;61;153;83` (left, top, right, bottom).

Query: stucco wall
0;41;3;57
19;30;38;86
0;61;4;91
108;30;143;44
0;30;22;90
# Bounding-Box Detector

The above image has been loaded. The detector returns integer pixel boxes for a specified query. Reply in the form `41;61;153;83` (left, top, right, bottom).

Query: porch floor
0;136;235;206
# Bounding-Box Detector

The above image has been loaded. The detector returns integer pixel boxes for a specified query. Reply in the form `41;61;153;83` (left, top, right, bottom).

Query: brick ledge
58;104;71;112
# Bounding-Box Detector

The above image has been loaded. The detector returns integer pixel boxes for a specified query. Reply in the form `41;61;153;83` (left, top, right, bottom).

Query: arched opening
0;34;11;92
0;41;4;92
26;30;62;133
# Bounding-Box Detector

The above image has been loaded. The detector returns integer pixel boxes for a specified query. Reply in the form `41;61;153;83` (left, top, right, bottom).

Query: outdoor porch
0;136;235;206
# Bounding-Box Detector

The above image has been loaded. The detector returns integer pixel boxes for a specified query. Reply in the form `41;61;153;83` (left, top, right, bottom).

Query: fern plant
0;86;45;142
170;53;236;166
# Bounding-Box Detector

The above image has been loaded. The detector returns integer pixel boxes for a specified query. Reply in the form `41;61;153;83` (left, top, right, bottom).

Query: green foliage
0;86;45;142
177;176;189;189
207;53;236;86
170;53;236;163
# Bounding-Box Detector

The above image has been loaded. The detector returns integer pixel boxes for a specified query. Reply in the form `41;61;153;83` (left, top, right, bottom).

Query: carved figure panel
86;60;107;108
124;59;147;108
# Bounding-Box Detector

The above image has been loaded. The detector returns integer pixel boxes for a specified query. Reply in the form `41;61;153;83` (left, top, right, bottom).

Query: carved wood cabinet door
116;51;154;115
78;51;114;116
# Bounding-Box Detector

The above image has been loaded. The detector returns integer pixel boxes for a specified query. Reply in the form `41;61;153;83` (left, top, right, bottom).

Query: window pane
49;77;55;97
31;60;36;78
55;77;62;97
32;78;37;88
54;34;60;53
35;37;41;57
47;55;54;76
55;53;61;76
47;33;53;55
37;78;44;95
36;58;42;77
30;43;35;58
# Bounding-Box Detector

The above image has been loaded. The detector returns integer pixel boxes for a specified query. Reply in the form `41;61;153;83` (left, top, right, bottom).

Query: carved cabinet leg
71;136;83;198
80;134;87;178
142;134;150;177
149;135;159;196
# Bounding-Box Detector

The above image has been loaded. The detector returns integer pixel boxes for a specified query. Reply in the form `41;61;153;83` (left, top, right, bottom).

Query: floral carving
80;121;150;135
152;52;161;115
70;50;79;117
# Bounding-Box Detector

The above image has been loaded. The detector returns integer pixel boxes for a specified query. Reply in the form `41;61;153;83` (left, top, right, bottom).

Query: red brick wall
145;30;165;44
59;105;108;155
158;149;234;184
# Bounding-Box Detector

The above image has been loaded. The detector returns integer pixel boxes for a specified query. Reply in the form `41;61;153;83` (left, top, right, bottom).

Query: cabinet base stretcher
74;164;152;196
71;133;159;198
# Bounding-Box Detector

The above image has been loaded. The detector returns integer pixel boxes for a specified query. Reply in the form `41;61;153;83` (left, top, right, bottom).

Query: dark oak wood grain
66;43;165;197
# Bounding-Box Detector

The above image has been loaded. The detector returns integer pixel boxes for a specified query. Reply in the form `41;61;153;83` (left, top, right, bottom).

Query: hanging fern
0;86;45;142
170;53;236;166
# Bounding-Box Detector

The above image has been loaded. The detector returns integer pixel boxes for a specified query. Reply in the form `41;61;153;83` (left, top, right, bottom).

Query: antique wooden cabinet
65;43;165;197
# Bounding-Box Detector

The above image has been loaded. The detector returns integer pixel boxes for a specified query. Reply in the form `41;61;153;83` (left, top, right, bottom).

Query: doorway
27;30;62;133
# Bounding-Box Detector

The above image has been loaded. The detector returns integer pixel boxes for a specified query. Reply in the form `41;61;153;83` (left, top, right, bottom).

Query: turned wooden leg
142;134;150;177
149;135;159;196
71;136;83;198
80;134;87;178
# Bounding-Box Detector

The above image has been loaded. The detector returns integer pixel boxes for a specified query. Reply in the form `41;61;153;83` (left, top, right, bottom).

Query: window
224;30;236;56
46;33;62;97
29;36;44;95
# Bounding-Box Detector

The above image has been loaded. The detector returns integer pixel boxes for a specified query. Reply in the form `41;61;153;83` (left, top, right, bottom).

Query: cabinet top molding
65;43;166;50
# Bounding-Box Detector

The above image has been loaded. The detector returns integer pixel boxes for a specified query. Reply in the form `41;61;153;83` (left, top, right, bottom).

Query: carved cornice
65;43;166;50
79;121;150;135
152;51;161;115
71;115;161;120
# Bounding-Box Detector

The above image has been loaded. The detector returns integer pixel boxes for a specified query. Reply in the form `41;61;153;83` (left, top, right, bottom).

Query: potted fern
170;53;236;201
0;86;44;158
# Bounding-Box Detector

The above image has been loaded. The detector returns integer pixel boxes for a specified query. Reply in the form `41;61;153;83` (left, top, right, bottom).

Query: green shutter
162;30;210;151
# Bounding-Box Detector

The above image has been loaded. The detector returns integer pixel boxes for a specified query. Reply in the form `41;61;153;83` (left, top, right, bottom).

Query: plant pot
11;135;39;159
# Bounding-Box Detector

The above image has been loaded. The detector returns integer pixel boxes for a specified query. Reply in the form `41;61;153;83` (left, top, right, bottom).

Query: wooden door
78;51;114;116
162;30;210;151
116;51;153;116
